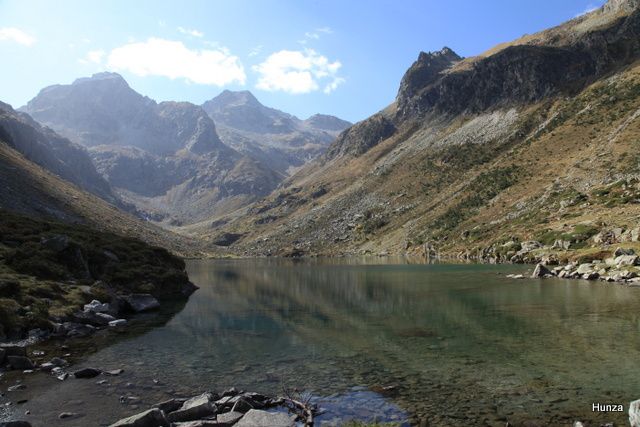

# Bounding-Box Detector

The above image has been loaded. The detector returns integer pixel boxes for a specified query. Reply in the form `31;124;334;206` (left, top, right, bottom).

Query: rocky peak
604;0;639;13
205;90;261;109
304;114;352;132
396;47;462;110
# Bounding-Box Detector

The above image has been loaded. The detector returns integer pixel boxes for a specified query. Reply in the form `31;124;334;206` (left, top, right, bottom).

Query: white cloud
253;49;343;94
0;27;36;46
107;38;246;86
324;77;345;94
178;27;204;38
304;32;320;40
79;49;106;65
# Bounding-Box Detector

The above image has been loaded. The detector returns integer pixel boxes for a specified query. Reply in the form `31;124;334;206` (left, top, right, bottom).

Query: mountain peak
417;47;461;62
603;0;639;13
72;72;129;86
208;90;261;108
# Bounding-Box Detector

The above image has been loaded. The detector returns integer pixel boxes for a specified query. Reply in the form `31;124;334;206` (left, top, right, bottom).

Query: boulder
171;422;221;427
73;367;102;378
108;408;168;427
576;264;594;275
7;356;35;370
109;319;127;327
84;300;111;313
630;399;640;427
124;294;160;313
531;263;552;278
62;322;96;337
216;411;245;425
156;398;187;414
231;398;255;413
520;241;542;253
614;247;635;256
72;310;114;326
167;392;216;422
615;255;639;266
50;357;67;367
234;410;295;427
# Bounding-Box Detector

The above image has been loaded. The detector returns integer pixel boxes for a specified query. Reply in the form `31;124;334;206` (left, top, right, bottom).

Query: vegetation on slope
0;209;193;340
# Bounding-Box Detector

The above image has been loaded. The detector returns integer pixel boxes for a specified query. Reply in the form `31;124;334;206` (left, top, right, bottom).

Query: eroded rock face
396;8;640;121
325;114;396;159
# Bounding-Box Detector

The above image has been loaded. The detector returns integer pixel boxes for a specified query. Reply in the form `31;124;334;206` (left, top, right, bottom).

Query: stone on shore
217;411;245;425
235;410;295;427
73;367;102;378
531;263;552;278
84;299;111;313
167;392;216;422
108;408;168;427
109;319;127;327
172;422;221;427
124;294;160;313
156;398;187;414
0;344;27;357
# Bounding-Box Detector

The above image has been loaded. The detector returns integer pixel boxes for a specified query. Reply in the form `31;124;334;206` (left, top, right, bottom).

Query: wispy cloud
106;38;245;86
299;26;334;44
178;26;204;38
253;48;344;95
0;27;36;46
248;45;263;57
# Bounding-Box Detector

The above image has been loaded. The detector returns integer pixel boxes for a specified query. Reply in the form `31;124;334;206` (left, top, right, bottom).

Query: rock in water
630;399;640;427
124;294;160;313
0;421;33;426
167;392;215;422
108;408;168;427
73;367;102;378
7;356;35;370
235;409;296;427
531;263;551;278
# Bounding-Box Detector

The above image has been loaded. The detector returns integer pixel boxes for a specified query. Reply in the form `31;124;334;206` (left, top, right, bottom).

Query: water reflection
9;259;640;426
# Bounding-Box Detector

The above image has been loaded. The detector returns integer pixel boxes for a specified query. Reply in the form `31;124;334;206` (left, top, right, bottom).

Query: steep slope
202;0;640;258
0;102;115;203
0;138;201;256
202;90;351;175
21;74;283;225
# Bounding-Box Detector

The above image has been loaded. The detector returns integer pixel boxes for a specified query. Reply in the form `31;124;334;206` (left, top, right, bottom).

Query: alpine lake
2;258;640;426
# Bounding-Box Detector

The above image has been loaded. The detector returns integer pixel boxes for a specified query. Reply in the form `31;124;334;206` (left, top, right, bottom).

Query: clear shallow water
3;258;640;426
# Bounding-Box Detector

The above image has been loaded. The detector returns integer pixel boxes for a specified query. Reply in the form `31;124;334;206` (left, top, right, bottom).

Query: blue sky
0;0;606;123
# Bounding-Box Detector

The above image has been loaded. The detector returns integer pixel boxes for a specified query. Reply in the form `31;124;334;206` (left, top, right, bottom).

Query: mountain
0;101;115;204
202;90;351;175
0;109;200;255
204;0;640;257
21;74;284;225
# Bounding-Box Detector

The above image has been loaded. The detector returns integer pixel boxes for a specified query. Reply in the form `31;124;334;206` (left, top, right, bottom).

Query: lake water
3;258;640;426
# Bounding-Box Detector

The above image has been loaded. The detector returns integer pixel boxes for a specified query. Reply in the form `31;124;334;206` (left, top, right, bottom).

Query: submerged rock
73;367;102;378
124;294;160;313
7;356;35;370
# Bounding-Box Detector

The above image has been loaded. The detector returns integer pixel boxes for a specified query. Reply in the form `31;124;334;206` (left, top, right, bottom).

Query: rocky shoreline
516;246;640;285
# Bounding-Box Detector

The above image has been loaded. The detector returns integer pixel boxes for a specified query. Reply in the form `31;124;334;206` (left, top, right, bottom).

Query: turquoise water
4;258;640;426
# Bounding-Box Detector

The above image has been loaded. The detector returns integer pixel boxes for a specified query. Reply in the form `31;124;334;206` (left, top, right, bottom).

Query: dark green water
4;259;640;426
